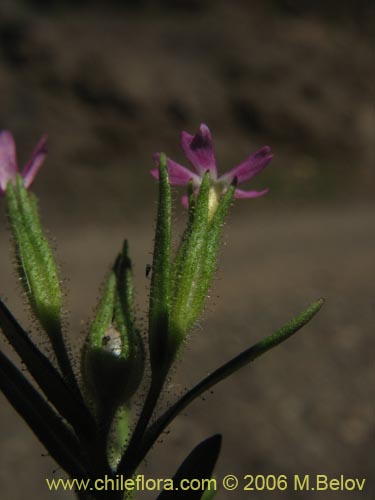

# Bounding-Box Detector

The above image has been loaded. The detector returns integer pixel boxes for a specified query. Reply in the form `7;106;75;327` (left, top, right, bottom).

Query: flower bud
83;242;143;419
169;179;235;350
5;176;62;335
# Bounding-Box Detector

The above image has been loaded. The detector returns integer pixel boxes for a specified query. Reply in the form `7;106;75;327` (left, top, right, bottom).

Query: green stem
117;371;165;478
49;322;81;396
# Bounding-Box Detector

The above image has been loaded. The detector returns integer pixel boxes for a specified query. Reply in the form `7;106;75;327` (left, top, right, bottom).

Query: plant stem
117;371;165;478
49;323;81;397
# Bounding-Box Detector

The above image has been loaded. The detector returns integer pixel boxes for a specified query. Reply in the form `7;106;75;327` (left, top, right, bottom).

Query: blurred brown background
0;1;374;499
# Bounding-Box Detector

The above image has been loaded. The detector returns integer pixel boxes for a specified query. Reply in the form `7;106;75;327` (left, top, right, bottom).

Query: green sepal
148;153;172;372
5;177;79;390
157;434;221;499
6;177;62;334
88;268;117;349
187;180;196;223
114;240;135;357
168;179;234;354
113;241;144;369
83;346;133;418
169;172;211;347
186;184;235;328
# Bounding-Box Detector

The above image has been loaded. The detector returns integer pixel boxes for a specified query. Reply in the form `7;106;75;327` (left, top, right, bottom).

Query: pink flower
0;130;47;195
151;123;272;208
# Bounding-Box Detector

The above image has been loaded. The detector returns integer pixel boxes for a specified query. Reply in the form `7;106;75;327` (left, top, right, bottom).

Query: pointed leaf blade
139;299;325;465
157;434;221;499
0;300;96;439
0;349;87;478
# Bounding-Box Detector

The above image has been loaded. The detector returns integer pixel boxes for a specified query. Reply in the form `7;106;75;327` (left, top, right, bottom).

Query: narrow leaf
0;349;87;478
0;300;96;440
157;434;221;499
139;299;325;464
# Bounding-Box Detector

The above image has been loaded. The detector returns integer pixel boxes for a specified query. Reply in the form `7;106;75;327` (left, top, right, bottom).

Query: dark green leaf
0;349;87;478
157;434;221;499
0;300;96;440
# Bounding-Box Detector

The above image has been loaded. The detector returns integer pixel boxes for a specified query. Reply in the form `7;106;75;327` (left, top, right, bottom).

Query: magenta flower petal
152;153;200;186
220;146;272;185
234;187;269;199
0;131;18;193
181;123;217;177
150;123;273;209
181;194;189;208
21;134;48;189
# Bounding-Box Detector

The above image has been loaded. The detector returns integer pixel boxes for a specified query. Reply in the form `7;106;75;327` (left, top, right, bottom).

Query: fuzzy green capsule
168;178;234;352
148;155;235;370
83;242;144;419
6;176;62;334
169;173;210;344
188;183;235;323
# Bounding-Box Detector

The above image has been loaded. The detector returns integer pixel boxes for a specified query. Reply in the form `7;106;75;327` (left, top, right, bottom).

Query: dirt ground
0;1;374;499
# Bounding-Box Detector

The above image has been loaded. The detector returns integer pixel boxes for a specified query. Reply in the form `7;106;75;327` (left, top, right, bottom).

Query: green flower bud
6;176;62;334
169;172;210;346
147;163;235;372
83;242;144;419
168;178;235;353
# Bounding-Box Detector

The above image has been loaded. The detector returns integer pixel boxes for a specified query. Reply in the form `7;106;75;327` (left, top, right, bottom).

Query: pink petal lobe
234;187;269;199
21;134;48;189
152;153;199;186
0;130;18;193
181;194;189;208
150;167;159;180
181;123;217;177
220;146;272;185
